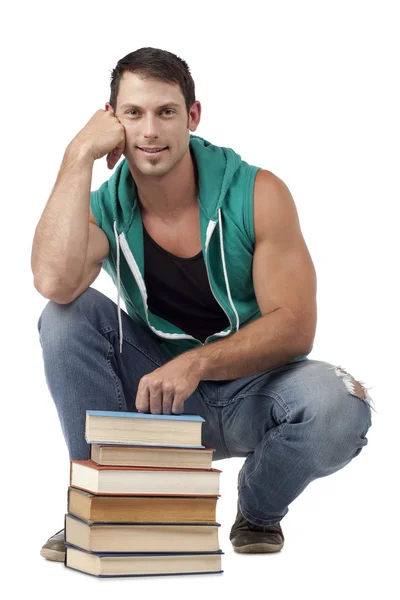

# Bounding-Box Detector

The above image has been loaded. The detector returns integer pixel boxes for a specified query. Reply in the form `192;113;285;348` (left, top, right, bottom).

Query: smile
138;147;168;154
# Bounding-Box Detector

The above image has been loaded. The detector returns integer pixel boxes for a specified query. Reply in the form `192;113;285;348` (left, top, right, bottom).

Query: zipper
203;220;233;345
118;222;234;347
119;232;205;345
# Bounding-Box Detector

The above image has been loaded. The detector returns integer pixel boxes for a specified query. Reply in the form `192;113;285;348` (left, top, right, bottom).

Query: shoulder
253;169;301;244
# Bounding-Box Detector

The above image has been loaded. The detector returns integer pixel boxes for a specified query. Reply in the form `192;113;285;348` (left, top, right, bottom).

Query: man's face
108;72;200;178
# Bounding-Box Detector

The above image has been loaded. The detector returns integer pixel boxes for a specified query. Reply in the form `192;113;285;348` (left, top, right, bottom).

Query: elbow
33;277;75;305
292;314;316;357
298;328;316;356
301;340;314;356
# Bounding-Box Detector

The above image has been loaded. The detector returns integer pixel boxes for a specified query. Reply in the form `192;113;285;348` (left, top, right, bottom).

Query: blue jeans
37;287;373;526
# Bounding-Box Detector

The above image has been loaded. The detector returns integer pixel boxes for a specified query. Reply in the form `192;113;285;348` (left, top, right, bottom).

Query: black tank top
143;225;230;342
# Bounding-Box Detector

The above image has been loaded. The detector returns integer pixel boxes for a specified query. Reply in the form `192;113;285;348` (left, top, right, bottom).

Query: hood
106;134;244;353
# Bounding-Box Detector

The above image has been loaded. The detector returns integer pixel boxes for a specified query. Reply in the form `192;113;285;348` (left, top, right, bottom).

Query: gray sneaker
230;506;285;553
40;529;66;562
231;463;284;553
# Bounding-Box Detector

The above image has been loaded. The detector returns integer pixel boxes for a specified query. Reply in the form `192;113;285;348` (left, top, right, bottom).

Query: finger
149;386;163;414
115;129;126;159
135;381;150;413
172;394;185;415
107;149;121;170
112;148;124;167
107;153;115;170
161;389;174;415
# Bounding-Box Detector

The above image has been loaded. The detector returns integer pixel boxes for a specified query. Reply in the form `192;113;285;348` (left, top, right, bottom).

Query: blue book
85;410;205;448
65;544;224;577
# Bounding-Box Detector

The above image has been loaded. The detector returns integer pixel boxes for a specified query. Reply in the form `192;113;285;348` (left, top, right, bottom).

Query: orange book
67;487;219;523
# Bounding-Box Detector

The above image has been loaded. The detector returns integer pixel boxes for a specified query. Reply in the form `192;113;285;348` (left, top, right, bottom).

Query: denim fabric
38;287;372;526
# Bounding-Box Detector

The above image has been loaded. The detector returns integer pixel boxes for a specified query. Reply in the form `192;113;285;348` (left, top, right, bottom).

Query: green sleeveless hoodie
90;134;308;366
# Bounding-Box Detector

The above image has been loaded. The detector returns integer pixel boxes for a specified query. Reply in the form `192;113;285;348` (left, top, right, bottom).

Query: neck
128;148;199;222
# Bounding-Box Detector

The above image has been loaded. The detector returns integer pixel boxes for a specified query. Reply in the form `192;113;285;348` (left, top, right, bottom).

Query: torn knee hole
330;365;376;412
352;379;366;399
332;366;367;399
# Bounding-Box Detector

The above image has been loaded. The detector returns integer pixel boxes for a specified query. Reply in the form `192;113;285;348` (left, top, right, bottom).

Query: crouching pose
32;47;374;562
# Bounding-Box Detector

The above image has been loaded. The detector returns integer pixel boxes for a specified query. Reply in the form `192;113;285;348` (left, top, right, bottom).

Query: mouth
138;146;168;155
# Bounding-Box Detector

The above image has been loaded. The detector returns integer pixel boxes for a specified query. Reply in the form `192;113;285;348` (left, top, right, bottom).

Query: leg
219;359;373;526
38;287;222;562
37;287;219;460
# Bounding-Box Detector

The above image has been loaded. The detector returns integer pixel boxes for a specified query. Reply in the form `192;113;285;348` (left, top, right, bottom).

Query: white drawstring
218;208;240;331
113;221;123;353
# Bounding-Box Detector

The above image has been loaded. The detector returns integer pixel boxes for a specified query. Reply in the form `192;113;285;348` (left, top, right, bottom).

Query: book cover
86;411;205;422
70;460;221;496
65;514;221;553
85;411;205;448
65;544;224;578
65;513;221;527
71;460;221;472
67;487;219;523
89;443;215;469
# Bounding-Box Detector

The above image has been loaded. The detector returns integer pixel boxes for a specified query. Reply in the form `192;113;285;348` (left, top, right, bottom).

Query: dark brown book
68;487;218;523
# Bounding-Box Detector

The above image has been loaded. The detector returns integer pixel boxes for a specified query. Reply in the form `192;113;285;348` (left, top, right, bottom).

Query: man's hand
69;107;125;170
135;355;201;415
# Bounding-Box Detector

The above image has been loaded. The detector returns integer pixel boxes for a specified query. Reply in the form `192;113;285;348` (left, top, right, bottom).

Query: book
65;514;221;553
68;487;218;523
65;546;223;577
85;410;205;448
70;460;221;496
90;443;215;469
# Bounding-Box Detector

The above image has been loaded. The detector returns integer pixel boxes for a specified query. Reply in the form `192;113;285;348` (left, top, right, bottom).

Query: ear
105;102;114;114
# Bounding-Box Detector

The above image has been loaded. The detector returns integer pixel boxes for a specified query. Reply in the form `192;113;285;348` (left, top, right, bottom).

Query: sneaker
229;505;285;553
40;529;66;562
230;463;284;553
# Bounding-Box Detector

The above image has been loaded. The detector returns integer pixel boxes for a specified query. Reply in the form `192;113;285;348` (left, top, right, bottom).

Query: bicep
252;171;317;337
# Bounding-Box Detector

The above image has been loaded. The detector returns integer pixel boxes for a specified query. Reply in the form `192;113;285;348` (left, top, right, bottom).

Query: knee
37;287;100;348
310;385;372;473
332;366;375;416
38;287;101;328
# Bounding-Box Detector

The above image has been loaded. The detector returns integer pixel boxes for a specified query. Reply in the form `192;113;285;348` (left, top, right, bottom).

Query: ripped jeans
37;287;373;527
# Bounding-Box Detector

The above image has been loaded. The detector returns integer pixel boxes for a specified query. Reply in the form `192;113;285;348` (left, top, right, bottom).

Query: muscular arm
135;170;318;413
181;170;318;380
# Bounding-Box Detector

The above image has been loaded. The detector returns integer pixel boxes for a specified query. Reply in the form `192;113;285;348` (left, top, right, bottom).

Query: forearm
184;308;312;380
31;142;94;296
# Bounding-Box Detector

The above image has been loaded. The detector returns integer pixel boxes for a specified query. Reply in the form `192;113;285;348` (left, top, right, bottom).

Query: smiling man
32;47;374;562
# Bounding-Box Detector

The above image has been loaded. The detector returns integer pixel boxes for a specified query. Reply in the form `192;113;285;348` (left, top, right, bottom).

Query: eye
126;108;175;115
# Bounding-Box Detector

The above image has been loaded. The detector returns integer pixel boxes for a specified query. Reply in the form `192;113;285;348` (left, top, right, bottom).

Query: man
32;47;374;562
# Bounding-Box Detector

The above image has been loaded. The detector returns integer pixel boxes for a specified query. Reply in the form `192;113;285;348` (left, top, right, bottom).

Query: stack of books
64;410;223;578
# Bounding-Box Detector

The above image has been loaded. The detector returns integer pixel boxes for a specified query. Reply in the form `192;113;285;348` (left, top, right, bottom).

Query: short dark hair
109;47;196;114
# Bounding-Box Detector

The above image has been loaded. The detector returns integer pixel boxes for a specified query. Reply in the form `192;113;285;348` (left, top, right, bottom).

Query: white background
1;0;399;598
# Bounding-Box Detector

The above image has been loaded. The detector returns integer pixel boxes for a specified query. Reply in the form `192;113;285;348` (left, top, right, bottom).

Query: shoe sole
40;548;65;562
232;542;284;553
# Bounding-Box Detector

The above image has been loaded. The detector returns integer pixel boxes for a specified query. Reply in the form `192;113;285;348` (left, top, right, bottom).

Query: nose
143;114;159;139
